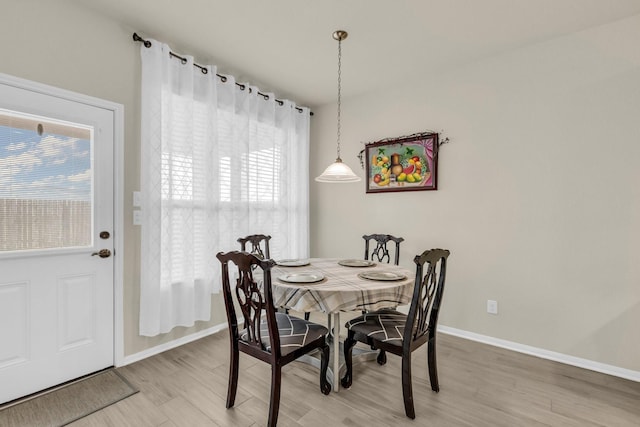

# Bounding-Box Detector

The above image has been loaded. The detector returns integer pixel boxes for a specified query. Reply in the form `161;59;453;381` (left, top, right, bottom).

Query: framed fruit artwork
365;132;438;193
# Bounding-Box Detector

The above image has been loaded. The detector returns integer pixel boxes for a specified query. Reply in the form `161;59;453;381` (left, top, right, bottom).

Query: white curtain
139;40;310;336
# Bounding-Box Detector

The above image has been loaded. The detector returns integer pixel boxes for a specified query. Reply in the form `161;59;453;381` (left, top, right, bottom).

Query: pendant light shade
315;158;361;183
315;30;361;183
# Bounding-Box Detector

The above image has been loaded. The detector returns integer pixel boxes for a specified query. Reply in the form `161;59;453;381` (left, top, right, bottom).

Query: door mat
0;368;138;426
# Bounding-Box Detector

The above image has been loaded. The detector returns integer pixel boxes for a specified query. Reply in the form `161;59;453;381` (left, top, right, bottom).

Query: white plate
358;271;407;281
338;259;376;267
277;259;310;267
278;273;325;283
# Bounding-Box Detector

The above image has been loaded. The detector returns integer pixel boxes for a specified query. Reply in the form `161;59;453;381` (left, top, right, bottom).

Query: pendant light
315;30;361;183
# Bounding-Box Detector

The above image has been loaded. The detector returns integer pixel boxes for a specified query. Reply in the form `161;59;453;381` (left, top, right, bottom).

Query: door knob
91;249;112;258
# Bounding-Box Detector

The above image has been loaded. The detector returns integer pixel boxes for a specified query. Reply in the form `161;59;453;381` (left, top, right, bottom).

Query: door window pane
0;109;93;252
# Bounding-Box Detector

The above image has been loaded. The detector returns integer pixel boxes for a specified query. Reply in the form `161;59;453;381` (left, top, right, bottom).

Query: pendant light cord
336;36;342;160
314;30;360;183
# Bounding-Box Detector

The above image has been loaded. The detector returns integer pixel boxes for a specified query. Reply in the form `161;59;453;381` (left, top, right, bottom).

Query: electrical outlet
487;300;498;315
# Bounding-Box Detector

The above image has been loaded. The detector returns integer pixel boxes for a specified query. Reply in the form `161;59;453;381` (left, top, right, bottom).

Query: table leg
292;311;378;393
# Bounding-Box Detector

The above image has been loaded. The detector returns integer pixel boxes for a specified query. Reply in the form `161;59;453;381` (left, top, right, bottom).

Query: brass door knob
91;249;112;258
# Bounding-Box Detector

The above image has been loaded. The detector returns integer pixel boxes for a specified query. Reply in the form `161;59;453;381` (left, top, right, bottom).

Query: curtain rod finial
133;32;151;48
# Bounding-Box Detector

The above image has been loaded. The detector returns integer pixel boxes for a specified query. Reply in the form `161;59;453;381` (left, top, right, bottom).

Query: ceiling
71;0;640;108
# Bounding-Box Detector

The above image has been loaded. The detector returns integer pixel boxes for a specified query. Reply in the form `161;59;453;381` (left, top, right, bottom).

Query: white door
0;78;114;404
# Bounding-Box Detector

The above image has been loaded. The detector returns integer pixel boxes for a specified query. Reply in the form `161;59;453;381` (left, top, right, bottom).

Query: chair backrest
237;234;271;259
363;234;404;265
404;249;450;349
216;250;281;360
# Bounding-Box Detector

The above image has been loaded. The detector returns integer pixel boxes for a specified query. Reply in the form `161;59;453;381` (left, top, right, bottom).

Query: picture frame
365;132;438;193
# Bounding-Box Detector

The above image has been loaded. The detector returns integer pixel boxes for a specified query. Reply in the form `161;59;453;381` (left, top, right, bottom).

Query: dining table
270;257;415;392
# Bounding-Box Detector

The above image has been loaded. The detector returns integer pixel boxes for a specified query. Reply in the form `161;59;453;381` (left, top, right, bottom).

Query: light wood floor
72;313;640;426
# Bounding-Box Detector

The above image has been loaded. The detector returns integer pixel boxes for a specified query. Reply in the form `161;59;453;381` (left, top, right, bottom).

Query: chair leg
401;351;416;419
427;336;440;392
377;349;387;365
304;312;310;321
226;344;239;408
319;343;331;395
268;364;282;427
340;331;357;388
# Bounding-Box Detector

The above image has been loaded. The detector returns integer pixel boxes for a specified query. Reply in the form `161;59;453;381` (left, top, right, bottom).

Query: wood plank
70;328;640;426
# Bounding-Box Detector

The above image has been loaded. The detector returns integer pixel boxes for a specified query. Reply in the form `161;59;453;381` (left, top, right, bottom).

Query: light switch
487;300;498;315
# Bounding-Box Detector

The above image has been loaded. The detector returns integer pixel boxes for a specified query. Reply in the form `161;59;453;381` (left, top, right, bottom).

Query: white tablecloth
271;258;414;313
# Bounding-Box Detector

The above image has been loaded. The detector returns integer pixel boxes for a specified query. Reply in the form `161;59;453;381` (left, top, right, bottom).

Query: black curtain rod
133;33;311;115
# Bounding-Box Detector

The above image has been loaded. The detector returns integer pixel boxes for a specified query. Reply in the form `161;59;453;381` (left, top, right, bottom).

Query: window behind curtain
139;38;310;336
161;105;289;278
214;111;281;204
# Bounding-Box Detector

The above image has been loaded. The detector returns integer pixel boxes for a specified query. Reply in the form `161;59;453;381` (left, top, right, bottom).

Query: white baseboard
116;321;640;383
438;325;640;383
117;322;228;367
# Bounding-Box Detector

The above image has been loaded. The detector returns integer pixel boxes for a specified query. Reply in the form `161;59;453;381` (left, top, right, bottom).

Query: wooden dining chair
217;250;331;427
363;233;404;265
361;233;405;361
341;248;450;419
237;234;271;259
237;234;305;318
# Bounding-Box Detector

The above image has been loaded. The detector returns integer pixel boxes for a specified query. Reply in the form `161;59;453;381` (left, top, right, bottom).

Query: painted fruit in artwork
390;153;403;176
373;174;382;183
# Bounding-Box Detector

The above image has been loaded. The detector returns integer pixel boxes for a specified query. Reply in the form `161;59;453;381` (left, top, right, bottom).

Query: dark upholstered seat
344;309;413;347
342;248;450;419
240;312;329;356
217;250;330;427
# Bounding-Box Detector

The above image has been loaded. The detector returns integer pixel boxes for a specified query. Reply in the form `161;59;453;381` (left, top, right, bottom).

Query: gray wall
310;14;640;372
